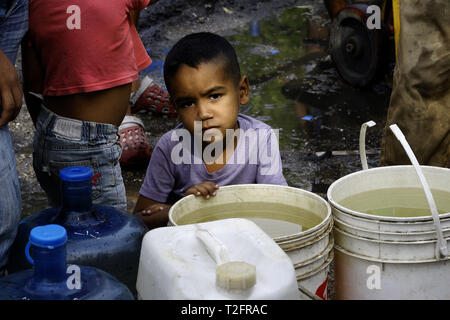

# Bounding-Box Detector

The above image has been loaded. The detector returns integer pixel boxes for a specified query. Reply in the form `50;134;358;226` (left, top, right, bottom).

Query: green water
226;6;314;151
339;188;450;218
175;202;324;238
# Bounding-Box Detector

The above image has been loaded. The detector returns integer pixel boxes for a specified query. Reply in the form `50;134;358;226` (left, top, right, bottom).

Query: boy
134;32;287;229
22;0;156;211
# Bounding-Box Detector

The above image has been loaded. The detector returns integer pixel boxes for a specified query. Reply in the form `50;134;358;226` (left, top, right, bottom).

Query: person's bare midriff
44;83;131;127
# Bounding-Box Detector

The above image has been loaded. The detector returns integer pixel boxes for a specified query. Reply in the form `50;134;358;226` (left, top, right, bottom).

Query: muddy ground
9;0;393;300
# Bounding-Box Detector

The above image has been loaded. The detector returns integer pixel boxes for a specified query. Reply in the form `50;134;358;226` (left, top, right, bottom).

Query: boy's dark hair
164;32;241;93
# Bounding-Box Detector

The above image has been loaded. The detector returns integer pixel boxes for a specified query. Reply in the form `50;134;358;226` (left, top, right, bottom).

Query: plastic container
328;165;450;299
0;224;133;300
136;218;300;300
168;184;333;300
7;166;148;294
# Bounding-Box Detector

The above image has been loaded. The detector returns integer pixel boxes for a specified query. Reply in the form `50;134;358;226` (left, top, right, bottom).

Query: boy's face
169;61;250;145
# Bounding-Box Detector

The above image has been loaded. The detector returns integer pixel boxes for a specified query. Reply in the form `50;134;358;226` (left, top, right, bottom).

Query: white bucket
169;184;333;300
327;165;450;299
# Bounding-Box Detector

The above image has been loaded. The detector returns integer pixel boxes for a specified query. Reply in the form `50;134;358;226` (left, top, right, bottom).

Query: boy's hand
135;203;171;230
136;203;170;216
185;182;219;199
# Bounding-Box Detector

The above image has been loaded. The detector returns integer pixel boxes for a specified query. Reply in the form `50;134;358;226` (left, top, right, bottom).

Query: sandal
118;115;152;168
130;76;177;117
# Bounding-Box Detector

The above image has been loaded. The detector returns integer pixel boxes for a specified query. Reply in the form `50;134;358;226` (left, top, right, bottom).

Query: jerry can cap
29;224;68;249
60;166;93;182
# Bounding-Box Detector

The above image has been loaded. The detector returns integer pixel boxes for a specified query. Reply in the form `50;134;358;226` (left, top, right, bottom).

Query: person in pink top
22;0;158;211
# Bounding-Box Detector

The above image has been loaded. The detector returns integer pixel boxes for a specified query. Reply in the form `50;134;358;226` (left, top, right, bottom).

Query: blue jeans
0;0;28;276
33;105;127;211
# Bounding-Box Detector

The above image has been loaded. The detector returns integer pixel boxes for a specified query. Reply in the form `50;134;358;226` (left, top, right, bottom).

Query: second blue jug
0;224;134;300
7;166;148;294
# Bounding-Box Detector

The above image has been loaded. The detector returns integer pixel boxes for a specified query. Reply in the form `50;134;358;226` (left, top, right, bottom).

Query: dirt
138;0;316;54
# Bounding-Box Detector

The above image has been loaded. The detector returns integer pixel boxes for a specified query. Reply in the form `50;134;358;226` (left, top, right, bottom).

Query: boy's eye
210;93;222;100
179;101;194;108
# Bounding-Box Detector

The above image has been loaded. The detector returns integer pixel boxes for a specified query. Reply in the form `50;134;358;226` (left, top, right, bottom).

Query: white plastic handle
390;124;448;259
359;120;376;170
195;227;230;266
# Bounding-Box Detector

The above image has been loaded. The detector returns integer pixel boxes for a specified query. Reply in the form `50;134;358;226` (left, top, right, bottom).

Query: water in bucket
0;224;133;300
339;187;450;218
175;202;323;238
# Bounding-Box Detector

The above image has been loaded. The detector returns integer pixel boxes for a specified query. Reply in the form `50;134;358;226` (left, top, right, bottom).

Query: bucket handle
195;225;257;290
196;227;230;265
390;124;448;259
359;120;376;170
25;241;34;265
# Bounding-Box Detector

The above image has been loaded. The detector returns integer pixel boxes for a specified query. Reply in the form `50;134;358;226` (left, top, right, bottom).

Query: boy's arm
134;182;220;229
21;33;44;127
134;194;171;230
134;134;177;229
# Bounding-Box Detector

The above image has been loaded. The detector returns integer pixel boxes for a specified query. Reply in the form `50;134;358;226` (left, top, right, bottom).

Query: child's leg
33;105;127;211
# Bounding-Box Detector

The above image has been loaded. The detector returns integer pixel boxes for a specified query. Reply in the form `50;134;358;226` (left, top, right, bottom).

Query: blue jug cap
60;166;93;182
29;224;68;249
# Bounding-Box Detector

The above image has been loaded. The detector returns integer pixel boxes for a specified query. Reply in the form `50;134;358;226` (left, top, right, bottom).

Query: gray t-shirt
139;114;287;204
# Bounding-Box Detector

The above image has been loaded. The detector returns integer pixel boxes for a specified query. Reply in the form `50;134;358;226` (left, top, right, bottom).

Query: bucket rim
293;235;334;269
296;249;334;281
327;165;450;222
333;214;450;238
169;184;332;240
332;206;450;226
334;224;450;247
334;242;450;264
278;219;333;250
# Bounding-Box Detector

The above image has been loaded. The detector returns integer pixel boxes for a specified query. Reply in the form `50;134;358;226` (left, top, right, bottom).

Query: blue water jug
7;166;148;294
0;224;134;300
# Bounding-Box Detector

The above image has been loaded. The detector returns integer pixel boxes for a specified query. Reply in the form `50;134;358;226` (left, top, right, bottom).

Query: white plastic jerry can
136;218;300;300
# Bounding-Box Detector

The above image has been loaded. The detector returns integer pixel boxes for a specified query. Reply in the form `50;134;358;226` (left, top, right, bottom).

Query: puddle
15;5;391;218
227;7;389;149
224;6;390;190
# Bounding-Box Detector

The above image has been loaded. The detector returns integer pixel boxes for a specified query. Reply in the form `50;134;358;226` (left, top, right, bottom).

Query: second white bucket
328;165;450;299
169;184;333;300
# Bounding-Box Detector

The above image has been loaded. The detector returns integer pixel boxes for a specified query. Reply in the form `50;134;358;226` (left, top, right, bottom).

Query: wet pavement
9;0;393;300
